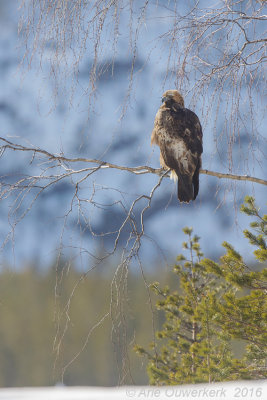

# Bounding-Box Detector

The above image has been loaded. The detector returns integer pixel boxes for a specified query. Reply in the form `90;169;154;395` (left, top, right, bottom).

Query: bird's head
161;90;184;107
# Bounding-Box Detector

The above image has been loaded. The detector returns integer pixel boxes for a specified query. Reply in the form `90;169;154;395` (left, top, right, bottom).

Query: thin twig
0;137;266;186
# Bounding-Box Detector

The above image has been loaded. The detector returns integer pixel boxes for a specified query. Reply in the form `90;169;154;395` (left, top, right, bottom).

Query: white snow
0;381;266;400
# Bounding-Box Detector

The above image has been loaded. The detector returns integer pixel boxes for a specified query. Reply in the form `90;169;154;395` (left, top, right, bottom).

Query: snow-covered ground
0;381;266;400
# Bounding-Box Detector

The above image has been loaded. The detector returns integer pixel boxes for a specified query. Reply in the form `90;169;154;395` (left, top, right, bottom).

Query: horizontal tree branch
0;137;266;186
199;169;266;186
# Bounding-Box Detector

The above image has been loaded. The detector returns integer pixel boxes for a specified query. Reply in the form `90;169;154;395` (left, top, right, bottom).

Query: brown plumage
151;90;203;203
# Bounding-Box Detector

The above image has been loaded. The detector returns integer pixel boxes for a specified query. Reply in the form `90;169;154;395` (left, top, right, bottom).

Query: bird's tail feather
192;161;201;200
177;175;194;203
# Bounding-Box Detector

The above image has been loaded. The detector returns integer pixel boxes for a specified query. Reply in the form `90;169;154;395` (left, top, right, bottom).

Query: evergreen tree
135;196;267;384
202;196;267;379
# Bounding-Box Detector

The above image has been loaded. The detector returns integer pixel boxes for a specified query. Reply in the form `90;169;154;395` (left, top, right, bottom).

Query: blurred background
0;0;266;386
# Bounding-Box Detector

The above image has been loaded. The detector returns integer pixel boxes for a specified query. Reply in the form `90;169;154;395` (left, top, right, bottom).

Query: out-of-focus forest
0;262;174;386
0;239;265;386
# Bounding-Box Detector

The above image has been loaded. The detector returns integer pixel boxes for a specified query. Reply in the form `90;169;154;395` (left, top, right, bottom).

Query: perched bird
151;89;203;203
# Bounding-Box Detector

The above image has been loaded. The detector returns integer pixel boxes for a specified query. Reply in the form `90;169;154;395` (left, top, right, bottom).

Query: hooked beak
162;95;171;103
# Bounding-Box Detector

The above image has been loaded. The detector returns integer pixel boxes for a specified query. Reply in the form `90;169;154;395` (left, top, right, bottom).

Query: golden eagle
151;90;203;203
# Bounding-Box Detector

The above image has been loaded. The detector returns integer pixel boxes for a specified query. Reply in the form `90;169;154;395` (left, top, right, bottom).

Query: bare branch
1;137;266;186
199;169;266;186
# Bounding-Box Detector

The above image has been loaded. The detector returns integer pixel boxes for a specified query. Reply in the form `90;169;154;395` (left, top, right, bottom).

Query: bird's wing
158;107;202;176
170;106;203;155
